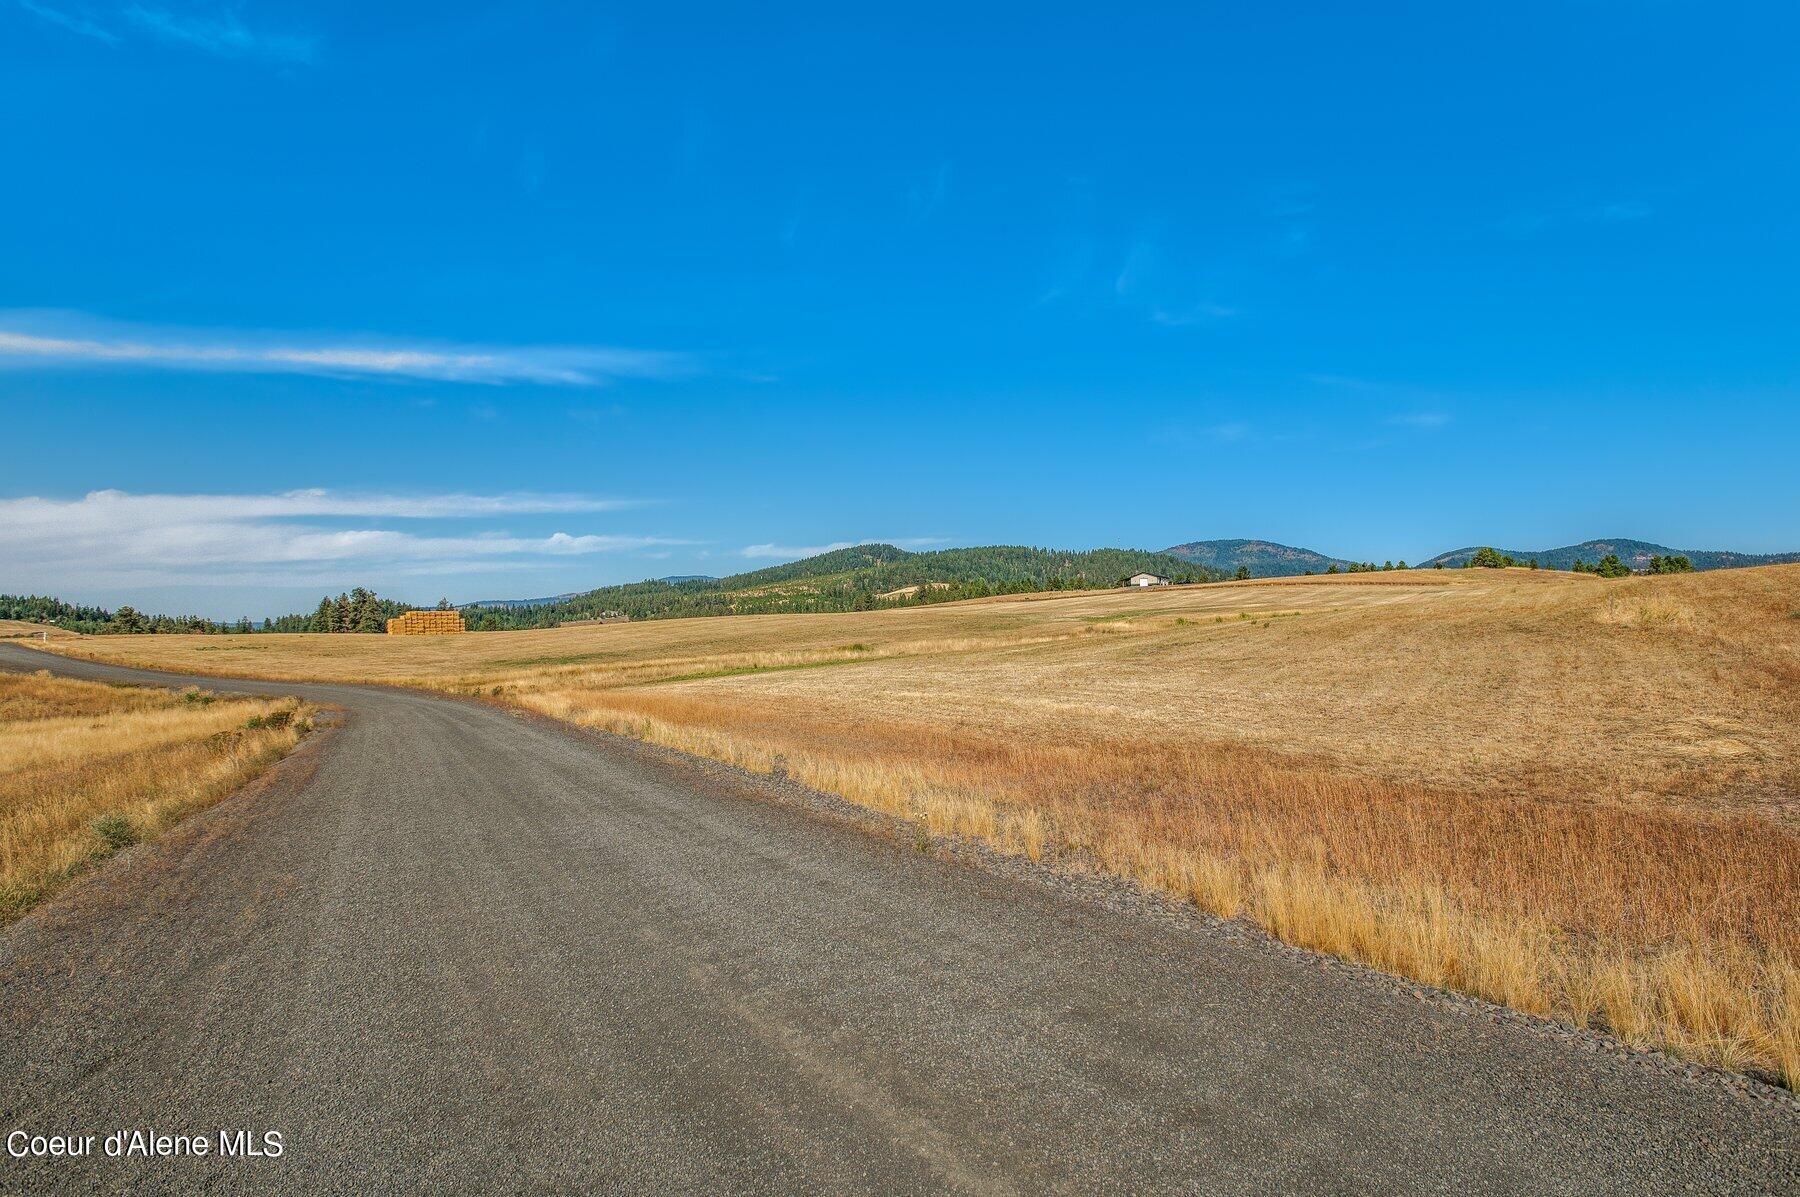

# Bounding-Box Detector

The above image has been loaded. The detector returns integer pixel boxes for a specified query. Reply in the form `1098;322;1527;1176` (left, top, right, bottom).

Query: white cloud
0;312;691;387
0;489;685;587
741;541;859;559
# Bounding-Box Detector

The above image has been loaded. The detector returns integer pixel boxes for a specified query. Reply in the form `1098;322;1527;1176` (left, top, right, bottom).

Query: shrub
244;709;293;731
91;813;138;852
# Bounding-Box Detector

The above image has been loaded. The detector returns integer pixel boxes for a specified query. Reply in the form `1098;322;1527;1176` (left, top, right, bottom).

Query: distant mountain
461;544;1219;630
1419;539;1800;573
1165;536;1800;576
1162;539;1354;577
466;592;583;610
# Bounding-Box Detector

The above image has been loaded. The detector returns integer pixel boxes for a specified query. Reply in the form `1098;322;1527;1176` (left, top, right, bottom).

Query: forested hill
1162;539;1353;577
1419;539;1800;572
462;544;1216;630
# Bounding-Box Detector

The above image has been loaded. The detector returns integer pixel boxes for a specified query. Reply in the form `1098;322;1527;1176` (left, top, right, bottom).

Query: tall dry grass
0;671;312;920
524;687;1800;1087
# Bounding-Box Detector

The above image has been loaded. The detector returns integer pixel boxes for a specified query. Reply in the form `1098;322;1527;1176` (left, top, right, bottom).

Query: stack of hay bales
386;610;466;635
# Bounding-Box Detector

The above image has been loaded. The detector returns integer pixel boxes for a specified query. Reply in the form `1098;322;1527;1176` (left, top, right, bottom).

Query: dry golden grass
0;670;312;921
0;619;77;640
45;565;1800;1083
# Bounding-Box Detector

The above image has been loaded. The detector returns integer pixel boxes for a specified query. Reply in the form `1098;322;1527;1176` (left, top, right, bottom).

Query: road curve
0;641;1794;1194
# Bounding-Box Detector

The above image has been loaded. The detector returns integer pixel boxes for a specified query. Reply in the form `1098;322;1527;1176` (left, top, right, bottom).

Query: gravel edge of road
477;698;1800;1117
0;707;346;959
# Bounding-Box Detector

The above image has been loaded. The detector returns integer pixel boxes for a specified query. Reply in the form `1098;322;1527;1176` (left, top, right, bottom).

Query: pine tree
350;587;384;633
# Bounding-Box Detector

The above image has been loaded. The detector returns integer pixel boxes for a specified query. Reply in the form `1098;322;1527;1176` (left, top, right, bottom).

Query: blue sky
3;2;1797;619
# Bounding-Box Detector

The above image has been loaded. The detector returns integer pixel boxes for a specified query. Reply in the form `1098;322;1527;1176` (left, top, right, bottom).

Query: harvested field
44;566;1800;1083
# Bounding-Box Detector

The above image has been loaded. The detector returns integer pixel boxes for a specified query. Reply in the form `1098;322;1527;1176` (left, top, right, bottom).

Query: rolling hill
464;544;1218;629
1165;536;1800;577
1419;538;1800;572
1161;539;1353;577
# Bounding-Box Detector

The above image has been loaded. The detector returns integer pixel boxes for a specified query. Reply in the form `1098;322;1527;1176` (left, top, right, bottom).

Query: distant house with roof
1126;572;1171;588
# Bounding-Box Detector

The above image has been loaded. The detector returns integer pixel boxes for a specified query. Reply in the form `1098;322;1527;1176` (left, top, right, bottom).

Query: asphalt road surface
1;641;1794;1194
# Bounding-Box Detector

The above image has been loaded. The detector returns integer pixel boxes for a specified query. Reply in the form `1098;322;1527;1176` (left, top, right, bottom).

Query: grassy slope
0;671;313;920
43;566;1800;1083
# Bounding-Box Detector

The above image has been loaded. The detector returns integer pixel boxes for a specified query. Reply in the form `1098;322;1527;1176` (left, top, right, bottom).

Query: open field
0;619;76;640
42;566;1800;1083
0;669;312;920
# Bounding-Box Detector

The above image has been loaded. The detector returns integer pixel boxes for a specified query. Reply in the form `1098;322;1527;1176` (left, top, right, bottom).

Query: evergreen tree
1593;553;1631;579
350;587;385;633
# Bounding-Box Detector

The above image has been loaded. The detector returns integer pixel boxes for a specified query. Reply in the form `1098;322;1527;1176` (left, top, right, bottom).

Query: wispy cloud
123;4;316;62
1111;232;1238;326
15;2;315;60
1497;199;1654;235
16;0;118;43
0;311;692;386
1307;376;1453;432
1149;301;1238;327
741;537;947;560
1153;420;1255;449
0;489;684;587
907;161;951;223
1304;372;1390;392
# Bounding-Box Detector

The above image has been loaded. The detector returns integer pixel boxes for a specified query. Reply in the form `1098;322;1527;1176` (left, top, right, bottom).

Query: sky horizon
4;3;1797;620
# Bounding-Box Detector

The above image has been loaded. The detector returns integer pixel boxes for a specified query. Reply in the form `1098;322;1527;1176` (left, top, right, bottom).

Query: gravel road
0;642;1794;1194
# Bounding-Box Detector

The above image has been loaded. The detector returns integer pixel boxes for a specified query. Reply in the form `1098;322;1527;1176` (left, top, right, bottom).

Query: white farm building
1127;572;1171;588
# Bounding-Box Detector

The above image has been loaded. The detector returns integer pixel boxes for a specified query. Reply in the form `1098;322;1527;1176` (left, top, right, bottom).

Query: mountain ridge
1164;536;1800;577
1417;539;1800;572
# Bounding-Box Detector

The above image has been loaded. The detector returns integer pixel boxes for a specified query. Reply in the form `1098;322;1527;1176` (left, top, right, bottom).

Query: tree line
1;589;428;635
